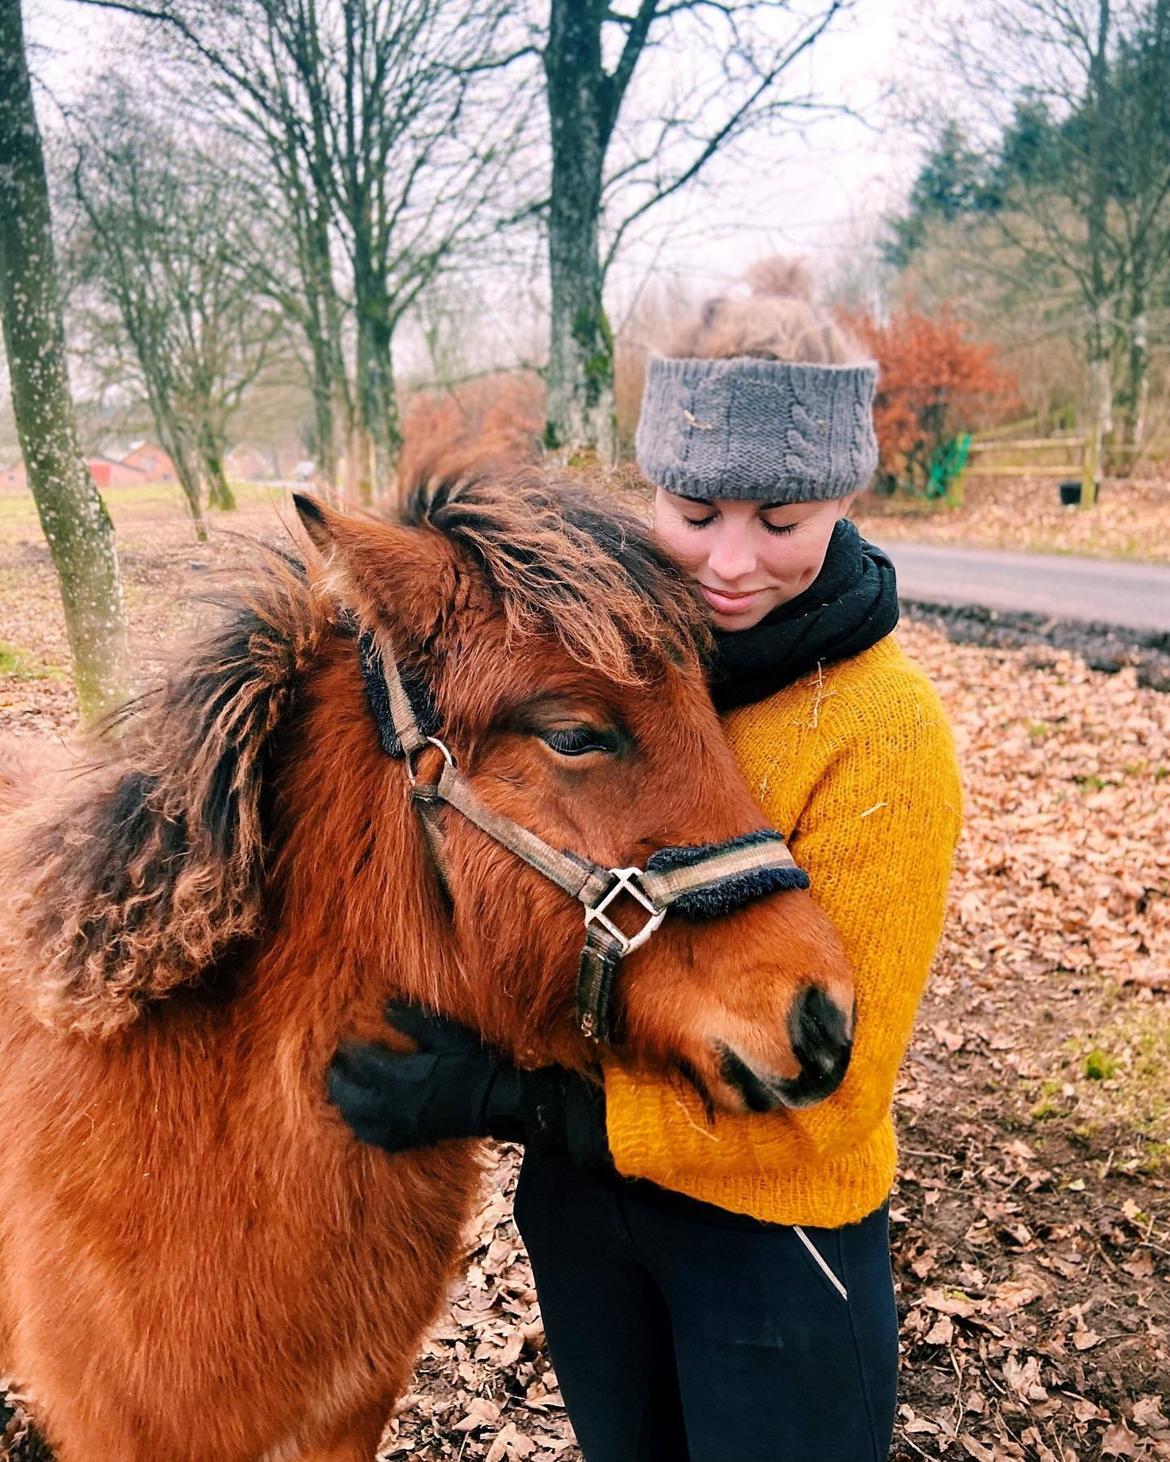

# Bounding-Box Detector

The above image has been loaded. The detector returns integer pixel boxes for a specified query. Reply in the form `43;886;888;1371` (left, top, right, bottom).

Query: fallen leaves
856;472;1170;564
369;1158;578;1460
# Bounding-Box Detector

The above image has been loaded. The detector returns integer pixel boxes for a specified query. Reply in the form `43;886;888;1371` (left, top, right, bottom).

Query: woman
329;259;962;1461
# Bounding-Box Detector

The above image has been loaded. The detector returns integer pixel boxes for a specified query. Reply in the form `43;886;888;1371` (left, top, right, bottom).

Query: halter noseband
358;629;809;1043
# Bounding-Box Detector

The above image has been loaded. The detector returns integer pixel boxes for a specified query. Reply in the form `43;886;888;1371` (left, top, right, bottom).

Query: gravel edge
901;598;1170;692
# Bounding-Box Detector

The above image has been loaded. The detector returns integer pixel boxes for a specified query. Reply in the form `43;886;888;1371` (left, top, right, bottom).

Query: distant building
1;458;149;491
87;455;150;490
224;445;275;482
122;441;177;482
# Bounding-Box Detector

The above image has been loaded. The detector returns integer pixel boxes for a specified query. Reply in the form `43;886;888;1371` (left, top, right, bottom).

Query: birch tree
0;0;128;721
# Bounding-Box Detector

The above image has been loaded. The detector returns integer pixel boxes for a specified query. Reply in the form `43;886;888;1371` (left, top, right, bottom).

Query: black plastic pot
1059;479;1082;506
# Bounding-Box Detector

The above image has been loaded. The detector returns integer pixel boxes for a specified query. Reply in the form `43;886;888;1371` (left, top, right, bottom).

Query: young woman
329;260;962;1461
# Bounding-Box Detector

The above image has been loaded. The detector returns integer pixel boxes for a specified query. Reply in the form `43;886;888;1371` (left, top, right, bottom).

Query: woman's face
653;488;855;631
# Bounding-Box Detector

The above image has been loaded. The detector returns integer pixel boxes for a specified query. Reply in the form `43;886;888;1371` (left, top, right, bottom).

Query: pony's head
290;469;853;1112
10;467;852;1113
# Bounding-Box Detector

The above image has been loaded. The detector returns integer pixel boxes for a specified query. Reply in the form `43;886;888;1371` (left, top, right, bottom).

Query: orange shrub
397;371;545;487
841;306;1017;496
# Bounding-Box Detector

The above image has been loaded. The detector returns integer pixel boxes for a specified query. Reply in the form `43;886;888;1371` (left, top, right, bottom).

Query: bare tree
539;0;850;453
915;0;1170;495
71;87;285;538
85;0;530;501
1107;0;1170;450
0;0;128;721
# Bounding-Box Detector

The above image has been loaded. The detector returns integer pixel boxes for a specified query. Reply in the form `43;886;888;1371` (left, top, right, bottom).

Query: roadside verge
902;599;1170;692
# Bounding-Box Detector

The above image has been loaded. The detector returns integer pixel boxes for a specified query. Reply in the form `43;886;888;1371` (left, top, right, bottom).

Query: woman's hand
327;1002;611;1166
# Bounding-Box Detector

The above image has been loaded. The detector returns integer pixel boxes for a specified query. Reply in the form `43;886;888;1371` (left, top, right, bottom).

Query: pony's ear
10;552;323;1038
292;491;334;553
293;493;458;648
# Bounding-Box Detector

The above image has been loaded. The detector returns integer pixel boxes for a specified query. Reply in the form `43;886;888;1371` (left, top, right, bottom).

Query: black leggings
514;1148;898;1462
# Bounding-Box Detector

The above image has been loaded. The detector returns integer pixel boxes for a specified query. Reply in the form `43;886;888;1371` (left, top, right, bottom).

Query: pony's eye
540;726;619;757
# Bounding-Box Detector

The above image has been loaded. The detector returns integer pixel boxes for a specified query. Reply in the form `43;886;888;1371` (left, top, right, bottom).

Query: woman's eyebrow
677;493;713;506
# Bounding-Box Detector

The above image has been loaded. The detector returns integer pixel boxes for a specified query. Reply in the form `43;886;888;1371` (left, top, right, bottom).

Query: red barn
121;442;177;482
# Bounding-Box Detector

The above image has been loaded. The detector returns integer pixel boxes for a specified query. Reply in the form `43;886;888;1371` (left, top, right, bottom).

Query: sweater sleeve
602;669;962;1181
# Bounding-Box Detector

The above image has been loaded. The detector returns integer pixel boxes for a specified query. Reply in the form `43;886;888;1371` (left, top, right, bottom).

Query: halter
357;629;809;1043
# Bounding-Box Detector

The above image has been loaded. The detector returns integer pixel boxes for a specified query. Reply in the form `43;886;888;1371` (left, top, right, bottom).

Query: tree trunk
0;1;129;722
150;412;208;541
195;413;235;512
203;450;237;512
178;460;209;540
353;268;398;501
302;207;342;487
310;340;338;485
543;0;616;457
1118;273;1148;468
343;407;374;507
1081;0;1113;508
1083;315;1113;508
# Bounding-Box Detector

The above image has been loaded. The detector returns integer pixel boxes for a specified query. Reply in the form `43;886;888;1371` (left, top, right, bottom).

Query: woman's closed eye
539;725;621;757
680;511;796;537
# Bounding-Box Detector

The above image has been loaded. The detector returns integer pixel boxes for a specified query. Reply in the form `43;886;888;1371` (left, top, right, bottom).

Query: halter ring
584;867;667;957
405;735;456;788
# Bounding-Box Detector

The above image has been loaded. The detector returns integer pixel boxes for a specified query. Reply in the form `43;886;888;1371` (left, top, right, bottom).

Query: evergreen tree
883;122;993;268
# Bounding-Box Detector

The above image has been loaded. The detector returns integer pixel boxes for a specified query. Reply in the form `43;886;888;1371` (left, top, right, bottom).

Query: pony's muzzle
716;986;854;1112
778;985;854;1107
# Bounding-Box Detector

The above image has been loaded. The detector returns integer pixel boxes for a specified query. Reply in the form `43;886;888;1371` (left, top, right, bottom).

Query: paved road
880;540;1170;635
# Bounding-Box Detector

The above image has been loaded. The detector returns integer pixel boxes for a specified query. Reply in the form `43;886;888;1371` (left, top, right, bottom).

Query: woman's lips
700;584;766;615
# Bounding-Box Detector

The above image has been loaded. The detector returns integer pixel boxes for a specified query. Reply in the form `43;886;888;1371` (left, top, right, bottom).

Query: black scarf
707;519;899;712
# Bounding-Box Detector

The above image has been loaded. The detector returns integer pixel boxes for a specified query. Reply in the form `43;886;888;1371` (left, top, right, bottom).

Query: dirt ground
2;485;1168;1462
854;474;1170;565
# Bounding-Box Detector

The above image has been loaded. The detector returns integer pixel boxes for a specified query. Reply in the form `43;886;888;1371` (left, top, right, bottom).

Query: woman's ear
836;493;857;519
292;494;458;648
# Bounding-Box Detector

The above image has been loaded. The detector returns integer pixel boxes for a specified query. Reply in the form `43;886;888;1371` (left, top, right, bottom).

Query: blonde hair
667;256;862;365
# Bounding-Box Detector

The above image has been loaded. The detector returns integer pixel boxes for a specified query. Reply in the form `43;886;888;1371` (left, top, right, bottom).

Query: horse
0;467;853;1461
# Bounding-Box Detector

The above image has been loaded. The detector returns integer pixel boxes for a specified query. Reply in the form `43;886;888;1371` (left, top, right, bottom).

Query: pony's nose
714;987;853;1112
777;986;854;1108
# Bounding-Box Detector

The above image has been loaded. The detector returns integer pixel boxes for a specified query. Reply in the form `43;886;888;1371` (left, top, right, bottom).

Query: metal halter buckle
584;867;667;957
405;735;456;787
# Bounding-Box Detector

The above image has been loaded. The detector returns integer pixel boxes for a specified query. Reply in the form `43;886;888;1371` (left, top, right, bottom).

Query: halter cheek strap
357;629;809;1043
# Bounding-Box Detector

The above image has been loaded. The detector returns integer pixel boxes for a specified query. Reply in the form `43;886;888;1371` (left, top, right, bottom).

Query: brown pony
0;468;852;1462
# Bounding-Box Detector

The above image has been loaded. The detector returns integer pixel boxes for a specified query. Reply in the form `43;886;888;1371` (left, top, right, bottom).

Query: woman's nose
705;527;758;582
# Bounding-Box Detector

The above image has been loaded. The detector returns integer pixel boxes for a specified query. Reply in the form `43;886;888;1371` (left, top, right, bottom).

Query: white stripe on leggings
792;1225;849;1300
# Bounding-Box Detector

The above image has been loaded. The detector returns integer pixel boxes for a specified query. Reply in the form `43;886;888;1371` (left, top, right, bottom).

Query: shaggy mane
6;549;332;1037
400;465;710;685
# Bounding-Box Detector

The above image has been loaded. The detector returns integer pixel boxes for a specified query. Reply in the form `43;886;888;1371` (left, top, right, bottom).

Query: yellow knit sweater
603;634;963;1229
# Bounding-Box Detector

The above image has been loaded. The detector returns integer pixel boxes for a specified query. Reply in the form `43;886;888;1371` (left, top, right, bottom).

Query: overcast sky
9;0;928;400
24;0;922;284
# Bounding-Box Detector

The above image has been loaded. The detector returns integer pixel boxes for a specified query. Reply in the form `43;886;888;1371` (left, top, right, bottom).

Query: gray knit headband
635;355;879;503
